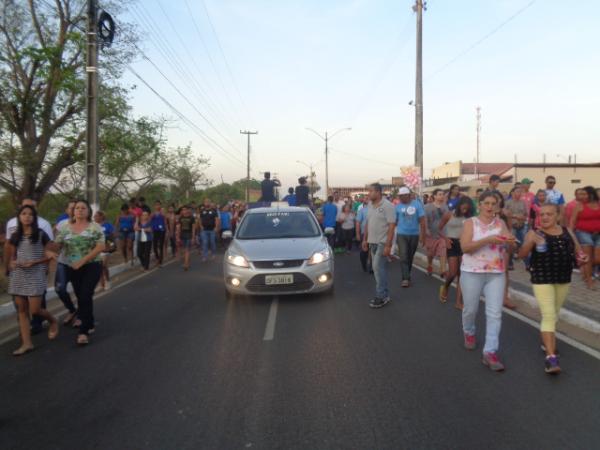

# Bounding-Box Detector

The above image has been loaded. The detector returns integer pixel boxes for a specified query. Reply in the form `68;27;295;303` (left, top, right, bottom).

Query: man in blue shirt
395;187;426;287
322;196;338;248
355;198;370;272
283;187;297;206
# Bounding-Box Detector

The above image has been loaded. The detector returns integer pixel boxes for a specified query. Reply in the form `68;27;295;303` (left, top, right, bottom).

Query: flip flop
13;346;35;356
439;285;448;303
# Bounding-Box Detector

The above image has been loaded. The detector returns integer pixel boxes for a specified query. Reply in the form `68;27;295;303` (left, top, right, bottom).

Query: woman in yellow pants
519;204;586;374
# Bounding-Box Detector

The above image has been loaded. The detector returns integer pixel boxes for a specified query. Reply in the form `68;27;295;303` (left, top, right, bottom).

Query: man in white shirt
4;198;54;334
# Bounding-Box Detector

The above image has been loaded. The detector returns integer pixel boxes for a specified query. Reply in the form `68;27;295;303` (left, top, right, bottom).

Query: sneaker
540;343;560;356
544;355;561;374
482;352;505;372
464;333;476;350
426;265;433;275
401;280;410;288
369;297;390;309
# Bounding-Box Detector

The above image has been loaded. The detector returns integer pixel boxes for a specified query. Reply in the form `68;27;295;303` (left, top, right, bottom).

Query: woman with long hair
55;200;105;345
447;184;461;211
6;205;58;355
438;196;474;309
569;186;600;289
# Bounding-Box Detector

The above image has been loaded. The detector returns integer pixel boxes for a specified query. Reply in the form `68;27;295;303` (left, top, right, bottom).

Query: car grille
252;259;305;269
246;273;314;293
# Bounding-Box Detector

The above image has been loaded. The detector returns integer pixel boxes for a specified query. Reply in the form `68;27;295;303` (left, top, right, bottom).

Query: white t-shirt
5;216;54;241
335;200;346;220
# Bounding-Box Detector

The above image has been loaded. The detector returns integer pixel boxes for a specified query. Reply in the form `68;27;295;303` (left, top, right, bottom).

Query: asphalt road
1;252;600;450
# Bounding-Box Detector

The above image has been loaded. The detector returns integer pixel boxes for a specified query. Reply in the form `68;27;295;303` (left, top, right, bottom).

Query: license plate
265;274;294;285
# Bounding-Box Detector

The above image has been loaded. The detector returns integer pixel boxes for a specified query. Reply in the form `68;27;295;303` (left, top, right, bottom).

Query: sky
121;0;600;191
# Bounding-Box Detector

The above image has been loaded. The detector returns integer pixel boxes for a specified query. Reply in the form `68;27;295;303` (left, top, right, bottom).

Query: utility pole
305;127;351;197
86;0;99;211
413;0;425;184
476;106;481;180
240;130;258;202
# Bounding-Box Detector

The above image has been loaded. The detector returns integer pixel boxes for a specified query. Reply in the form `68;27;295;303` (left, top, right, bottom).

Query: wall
431;161;462;180
514;166;600;201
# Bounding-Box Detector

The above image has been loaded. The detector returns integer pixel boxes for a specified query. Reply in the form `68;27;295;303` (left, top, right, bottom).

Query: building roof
461;163;513;176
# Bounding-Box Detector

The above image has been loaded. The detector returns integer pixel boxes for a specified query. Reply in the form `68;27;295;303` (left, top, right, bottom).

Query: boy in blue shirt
395;187;426;287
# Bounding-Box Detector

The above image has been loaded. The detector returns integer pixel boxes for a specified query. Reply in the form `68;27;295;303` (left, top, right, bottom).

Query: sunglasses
547;180;556;184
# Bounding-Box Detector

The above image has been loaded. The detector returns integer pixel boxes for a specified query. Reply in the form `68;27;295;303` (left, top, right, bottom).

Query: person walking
166;204;178;259
544;175;565;207
4;198;55;334
519;203;586;373
362;183;396;308
116;204;135;265
460;192;516;371
151;201;166;267
355;197;370;272
447;184;461;211
338;204;356;254
199;199;220;262
6;205;58;356
322;196;338;249
438;196;474;309
135;210;153;271
177;206;196;271
504;186;528;270
55;200;105;345
94;211;115;291
395;187;426;288
424;189;449;277
569;186;600;290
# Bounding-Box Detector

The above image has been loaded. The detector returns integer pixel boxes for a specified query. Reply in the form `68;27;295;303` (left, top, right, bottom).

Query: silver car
223;206;334;297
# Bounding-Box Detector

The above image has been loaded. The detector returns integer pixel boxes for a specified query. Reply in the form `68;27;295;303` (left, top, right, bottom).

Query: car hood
230;237;327;261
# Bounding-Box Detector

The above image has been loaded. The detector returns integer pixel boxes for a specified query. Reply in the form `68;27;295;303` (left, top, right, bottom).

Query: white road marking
412;264;600;361
263;296;279;341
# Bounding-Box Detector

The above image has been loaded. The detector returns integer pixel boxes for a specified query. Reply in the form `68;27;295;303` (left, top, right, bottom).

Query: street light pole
86;0;99;211
296;159;323;202
413;0;424;183
305;127;351;196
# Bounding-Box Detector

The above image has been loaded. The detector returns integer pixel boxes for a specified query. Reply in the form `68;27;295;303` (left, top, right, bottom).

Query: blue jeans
510;225;527;267
370;243;389;299
202;230;216;257
460;272;505;354
55;262;76;314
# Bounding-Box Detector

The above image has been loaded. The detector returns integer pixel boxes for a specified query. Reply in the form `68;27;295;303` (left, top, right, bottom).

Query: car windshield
236;211;321;240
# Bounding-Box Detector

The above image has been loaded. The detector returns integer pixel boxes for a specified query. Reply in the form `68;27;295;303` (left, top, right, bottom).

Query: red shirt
575;202;600;233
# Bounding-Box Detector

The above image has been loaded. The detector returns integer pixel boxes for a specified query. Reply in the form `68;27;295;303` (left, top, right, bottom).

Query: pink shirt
461;217;506;274
522;191;535;213
564;200;578;226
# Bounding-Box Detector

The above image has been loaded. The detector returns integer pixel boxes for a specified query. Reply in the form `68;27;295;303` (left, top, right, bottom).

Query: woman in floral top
55;199;105;345
460;192;516;372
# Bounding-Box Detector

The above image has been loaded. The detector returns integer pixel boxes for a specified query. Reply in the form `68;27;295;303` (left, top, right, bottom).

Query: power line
127;65;244;166
182;0;245;129
330;148;401;168
425;0;537;81
130;3;240;148
200;0;255;126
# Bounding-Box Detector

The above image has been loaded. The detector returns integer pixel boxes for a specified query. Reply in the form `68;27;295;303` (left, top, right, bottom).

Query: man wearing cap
395;186;426;288
520;178;536;213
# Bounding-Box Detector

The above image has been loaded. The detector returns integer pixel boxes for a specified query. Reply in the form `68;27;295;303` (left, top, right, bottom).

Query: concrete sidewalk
413;251;600;352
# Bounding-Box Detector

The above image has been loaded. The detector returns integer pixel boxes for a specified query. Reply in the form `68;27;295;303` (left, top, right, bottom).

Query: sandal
439;285;448;303
13;346;35;356
48;322;59;340
72;319;82;328
77;334;89;346
63;312;77;326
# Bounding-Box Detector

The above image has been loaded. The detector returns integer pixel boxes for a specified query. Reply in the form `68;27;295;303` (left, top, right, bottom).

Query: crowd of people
2;171;598;375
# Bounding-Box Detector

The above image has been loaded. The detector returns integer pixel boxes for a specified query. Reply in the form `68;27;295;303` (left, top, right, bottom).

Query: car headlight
227;254;250;268
308;248;331;265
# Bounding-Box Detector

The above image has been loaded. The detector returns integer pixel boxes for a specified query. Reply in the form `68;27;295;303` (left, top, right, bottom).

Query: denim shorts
575;230;600;248
180;237;193;249
119;230;135;241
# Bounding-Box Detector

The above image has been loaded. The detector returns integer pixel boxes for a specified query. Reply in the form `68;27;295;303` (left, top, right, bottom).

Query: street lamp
305;127;352;196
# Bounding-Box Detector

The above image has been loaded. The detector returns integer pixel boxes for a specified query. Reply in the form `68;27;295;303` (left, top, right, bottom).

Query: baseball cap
521;178;533;184
398;187;411;195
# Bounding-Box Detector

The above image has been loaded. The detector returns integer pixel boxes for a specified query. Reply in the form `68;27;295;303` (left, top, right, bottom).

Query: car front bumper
223;259;334;296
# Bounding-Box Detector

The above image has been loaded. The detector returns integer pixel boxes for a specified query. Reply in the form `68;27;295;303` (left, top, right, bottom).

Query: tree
0;0;137;205
163;145;210;202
